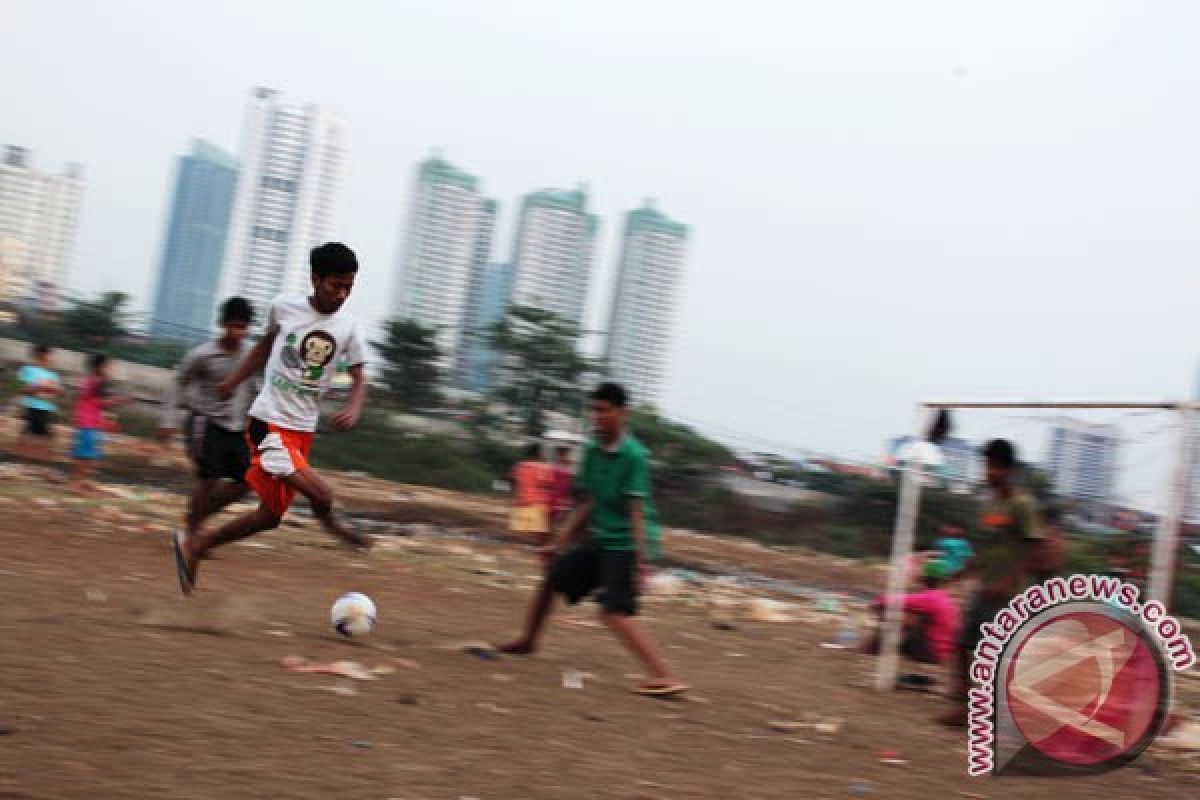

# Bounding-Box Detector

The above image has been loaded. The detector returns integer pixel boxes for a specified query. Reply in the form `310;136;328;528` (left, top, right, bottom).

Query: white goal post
875;400;1198;692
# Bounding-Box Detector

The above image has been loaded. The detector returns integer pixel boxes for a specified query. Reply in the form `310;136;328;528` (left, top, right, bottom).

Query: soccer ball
331;592;376;638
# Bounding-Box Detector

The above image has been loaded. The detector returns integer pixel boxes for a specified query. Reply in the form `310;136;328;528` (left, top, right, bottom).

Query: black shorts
958;593;1011;651
24;408;52;437
183;415;250;483
548;540;639;616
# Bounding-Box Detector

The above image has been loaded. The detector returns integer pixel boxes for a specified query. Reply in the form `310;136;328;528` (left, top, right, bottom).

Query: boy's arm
629;498;648;564
331;363;367;431
218;328;276;400
159;349;200;434
545;499;592;556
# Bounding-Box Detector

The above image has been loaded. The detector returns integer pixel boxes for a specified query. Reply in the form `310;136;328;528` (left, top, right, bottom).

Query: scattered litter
877;749;907;765
848;781;873;796
1156;720;1200;753
0;724;15;736
238;542;274;550
814;594;844;614
748;597;795;623
295;684;357;696
712;621;737;632
562;669;584;690
820;642;847;650
349;740;373;749
476;702;511;715
283;656;377;681
815;718;843;736
394;658;421;669
84;589;107;603
647;571;684;596
726;652;747;658
768;720;807;734
492;674;514;682
395;693;419;706
370;665;396;676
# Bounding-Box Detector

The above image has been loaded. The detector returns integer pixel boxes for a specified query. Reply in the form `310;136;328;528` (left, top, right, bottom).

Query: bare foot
321;515;373;552
494;640;536;655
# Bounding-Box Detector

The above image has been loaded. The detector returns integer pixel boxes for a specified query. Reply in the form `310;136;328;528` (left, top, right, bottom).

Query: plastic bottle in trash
838;622;860;648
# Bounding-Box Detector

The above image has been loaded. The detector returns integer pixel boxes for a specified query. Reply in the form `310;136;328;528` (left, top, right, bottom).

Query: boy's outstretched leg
174;504;281;594
602;612;688;696
495;578;555;654
186;479;247;537
284;468;371;550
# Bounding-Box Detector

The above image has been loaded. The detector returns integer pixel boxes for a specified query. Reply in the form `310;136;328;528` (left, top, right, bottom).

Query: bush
309;410;499;493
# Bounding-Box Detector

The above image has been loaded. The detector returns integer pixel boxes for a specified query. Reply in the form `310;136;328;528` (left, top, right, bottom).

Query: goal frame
874;400;1198;692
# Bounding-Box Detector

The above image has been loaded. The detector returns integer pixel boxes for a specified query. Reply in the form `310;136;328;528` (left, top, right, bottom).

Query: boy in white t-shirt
172;243;371;594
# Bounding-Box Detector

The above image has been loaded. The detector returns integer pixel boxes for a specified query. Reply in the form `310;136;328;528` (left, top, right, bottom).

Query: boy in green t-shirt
496;382;687;696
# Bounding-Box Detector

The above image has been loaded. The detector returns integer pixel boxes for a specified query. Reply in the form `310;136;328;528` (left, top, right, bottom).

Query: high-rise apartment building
148;140;238;342
218;87;347;322
603;201;688;407
456;261;515;393
392;155;493;368
509;186;597;329
1044;417;1121;504
0;145;83;311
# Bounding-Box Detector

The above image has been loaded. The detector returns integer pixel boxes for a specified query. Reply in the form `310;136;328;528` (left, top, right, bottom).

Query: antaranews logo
967;574;1196;777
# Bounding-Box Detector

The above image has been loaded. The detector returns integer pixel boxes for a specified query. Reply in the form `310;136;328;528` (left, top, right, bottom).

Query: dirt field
1;435;1197;799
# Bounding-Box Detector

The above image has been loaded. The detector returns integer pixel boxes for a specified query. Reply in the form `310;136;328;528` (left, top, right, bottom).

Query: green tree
489;304;598;436
372;317;443;411
60;291;130;346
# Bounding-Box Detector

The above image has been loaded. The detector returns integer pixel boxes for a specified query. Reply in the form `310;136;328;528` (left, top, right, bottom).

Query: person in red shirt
863;559;960;668
69;354;128;495
546;445;574;530
510;443;553;544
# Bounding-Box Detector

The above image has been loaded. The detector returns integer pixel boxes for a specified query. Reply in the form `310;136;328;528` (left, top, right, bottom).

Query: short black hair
310;242;358;278
88;353;109;372
591;382;628;409
219;296;254;325
524;442;542;460
982;438;1017;468
31;343;50;358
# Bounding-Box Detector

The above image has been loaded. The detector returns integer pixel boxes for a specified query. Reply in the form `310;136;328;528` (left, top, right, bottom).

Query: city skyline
507;186;598;332
604;201;689;408
148;139;238;343
390;154;492;373
5;1;1199;472
216;87;348;325
0;144;83;312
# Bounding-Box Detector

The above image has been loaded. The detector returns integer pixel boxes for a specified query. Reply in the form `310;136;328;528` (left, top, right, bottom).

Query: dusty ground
1;429;1197;799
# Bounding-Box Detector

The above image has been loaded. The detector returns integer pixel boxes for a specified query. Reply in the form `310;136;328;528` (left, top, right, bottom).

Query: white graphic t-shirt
248;294;367;432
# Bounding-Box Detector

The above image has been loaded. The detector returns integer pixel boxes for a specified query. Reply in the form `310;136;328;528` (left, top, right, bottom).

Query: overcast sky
3;1;1198;483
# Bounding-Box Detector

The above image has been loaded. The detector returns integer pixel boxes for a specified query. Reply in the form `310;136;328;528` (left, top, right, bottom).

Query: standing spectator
16;344;62;461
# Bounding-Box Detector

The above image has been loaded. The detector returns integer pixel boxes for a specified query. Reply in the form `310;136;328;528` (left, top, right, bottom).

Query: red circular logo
1005;610;1162;766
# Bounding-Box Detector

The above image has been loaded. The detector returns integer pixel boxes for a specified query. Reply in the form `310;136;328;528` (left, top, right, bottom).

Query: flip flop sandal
171;529;195;595
634;681;690;697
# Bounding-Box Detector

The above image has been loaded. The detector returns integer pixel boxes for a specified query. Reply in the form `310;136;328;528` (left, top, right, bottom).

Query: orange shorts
244;419;314;517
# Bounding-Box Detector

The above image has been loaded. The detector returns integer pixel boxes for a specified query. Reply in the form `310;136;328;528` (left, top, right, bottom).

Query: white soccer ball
331;592;377;638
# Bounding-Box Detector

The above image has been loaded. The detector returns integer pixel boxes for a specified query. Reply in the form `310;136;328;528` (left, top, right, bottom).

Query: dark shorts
183;415;251;483
958;593;1011;651
24;408;52;436
548;540;639;616
866;616;939;664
